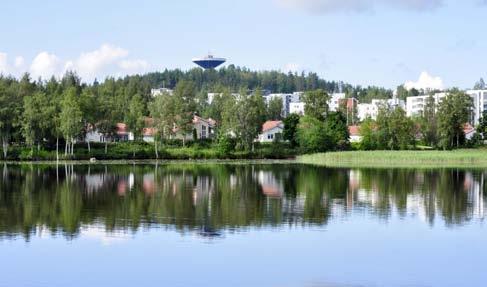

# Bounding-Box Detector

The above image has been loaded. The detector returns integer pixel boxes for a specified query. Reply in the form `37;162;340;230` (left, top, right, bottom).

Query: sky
0;0;486;89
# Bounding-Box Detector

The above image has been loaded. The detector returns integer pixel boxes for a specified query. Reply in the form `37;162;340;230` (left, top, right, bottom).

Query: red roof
262;120;283;133
348;125;360;136
116;123;129;135
463;123;475;134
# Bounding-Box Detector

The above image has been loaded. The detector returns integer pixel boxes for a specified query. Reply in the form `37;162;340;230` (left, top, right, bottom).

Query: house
258;120;284;143
84;123;134;143
348;125;362;143
115;123;134;142
172;115;216;141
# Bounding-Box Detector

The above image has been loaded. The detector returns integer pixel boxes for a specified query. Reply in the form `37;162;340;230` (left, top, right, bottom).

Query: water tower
192;53;226;69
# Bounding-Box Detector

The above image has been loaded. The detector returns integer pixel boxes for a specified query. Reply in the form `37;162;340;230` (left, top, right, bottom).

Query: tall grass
298;149;487;168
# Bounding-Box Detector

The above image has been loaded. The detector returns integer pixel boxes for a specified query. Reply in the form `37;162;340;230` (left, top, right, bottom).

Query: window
267;134;274;140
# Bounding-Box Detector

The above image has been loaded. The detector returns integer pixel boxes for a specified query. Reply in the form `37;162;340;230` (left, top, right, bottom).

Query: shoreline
0;158;297;166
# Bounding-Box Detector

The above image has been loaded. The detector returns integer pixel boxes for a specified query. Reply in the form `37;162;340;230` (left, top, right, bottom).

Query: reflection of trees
0;164;485;240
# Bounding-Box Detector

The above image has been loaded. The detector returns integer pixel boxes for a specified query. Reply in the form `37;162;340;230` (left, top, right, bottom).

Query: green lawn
297;149;487;168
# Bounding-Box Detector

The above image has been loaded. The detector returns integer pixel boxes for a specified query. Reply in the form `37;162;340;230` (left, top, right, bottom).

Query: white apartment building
264;92;303;118
289;93;345;116
329;93;346;112
358;98;406;121
467;89;487;125
290;102;305;115
406;92;447;117
406;90;487;125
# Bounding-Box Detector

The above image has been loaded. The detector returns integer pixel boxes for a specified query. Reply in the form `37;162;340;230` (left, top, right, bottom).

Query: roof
116;123;129;135
463;123;475;135
348;125;360;137
193;115;216;127
262;120;283;133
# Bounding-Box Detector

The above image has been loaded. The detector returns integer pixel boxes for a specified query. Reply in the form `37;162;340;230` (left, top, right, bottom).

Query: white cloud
14;56;25;69
276;0;444;13
80;226;130;246
119;59;149;72
283;62;303;73
15;44;149;82
404;71;444;90
29;52;61;79
0;53;8;74
71;44;128;79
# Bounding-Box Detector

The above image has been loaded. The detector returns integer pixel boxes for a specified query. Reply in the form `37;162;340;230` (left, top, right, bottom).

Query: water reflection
0;163;485;240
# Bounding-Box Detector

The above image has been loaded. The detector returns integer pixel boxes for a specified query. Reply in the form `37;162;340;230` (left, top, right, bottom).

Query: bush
297;116;333;153
216;135;235;156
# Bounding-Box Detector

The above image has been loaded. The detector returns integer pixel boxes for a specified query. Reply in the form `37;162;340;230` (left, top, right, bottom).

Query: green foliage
283;113;300;148
437;89;473;149
303;89;330;120
125;94;145;140
60;87;83;144
227;89;266;151
360;107;415;150
324;112;350;150
216;134;236;155
297;116;332;153
266;97;283;120
419;95;438;147
359;118;378;150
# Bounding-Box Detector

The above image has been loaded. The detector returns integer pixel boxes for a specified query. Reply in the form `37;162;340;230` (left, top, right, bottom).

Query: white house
85;123;134;143
348;126;362;143
258;120;284;143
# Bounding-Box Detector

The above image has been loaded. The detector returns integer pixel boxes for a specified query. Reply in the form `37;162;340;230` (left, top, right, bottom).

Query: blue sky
0;0;486;89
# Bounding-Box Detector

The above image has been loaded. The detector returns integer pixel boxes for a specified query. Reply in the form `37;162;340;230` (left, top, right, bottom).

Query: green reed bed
298;149;487;168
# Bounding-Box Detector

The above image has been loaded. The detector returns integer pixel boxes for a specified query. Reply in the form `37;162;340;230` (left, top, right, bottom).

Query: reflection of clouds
80;226;130;246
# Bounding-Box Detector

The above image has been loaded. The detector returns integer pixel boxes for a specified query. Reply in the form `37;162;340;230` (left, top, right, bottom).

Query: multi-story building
329;93;346;112
290;102;305;115
467;89;487;125
406;90;487;125
358;98;406;121
406;92;447;117
264;92;303;118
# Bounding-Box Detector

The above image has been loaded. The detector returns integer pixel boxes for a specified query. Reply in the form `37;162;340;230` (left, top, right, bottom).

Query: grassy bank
0;141;296;162
297;149;487;168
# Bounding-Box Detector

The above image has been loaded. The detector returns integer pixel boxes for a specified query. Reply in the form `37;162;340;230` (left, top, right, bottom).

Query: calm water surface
0;163;486;287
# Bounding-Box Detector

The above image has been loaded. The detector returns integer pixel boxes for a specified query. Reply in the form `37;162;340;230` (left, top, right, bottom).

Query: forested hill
141;65;350;93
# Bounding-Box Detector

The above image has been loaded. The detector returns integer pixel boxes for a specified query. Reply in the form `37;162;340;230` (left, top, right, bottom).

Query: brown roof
262;120;283;133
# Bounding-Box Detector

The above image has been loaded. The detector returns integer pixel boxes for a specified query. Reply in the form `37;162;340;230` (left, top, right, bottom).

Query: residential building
329;93;346;112
467;89;487;125
358;98;406;121
290;102;305;115
258;120;284;143
264;92;303;118
348;125;362;143
406;92;447;117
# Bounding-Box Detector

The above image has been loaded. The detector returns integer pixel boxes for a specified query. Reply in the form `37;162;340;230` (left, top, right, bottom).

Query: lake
0;163;485;287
